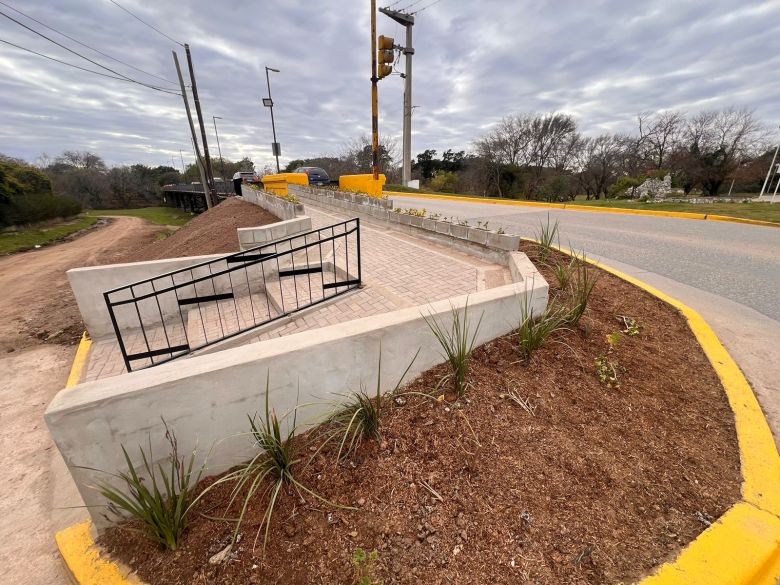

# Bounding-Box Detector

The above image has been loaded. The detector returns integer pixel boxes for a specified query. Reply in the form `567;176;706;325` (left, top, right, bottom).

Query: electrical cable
411;0;444;14
0;0;178;86
108;0;183;47
0;37;181;95
0;8;179;93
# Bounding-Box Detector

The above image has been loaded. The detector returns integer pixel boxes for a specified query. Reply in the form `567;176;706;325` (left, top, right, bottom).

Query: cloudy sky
1;0;779;170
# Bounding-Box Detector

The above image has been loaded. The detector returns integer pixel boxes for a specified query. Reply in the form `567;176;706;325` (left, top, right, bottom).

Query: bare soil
125;198;279;261
101;243;741;585
0;198;278;352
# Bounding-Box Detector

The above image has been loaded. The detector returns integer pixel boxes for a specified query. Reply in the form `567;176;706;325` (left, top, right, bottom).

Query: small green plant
561;254;599;327
595;354;620;389
89;421;204;551
617;315;640;336
496;226;505;235
428;212;441;220
606;331;622;348
352;548;383;585
320;348;418;461
208;375;341;550
517;297;567;361
536;214;559;261
422;300;483;398
551;256;577;290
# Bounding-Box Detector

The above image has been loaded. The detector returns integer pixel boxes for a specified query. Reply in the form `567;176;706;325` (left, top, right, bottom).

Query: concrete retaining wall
67;254;226;339
294;184;393;209
241;184;303;220
46;252;548;527
290;185;522;259
237;216;312;251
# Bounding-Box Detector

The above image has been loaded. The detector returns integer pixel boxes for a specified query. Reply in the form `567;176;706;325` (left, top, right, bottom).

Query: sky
1;0;779;171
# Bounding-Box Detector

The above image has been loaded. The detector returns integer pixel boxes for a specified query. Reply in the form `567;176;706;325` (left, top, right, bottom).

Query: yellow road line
386;190;780;227
66;332;92;389
56;521;141;585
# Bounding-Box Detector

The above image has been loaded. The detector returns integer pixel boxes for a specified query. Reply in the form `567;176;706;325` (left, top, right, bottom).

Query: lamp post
212;115;226;186
263;67;281;173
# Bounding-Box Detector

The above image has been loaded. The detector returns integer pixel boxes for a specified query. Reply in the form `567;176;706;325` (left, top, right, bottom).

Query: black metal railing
104;218;361;372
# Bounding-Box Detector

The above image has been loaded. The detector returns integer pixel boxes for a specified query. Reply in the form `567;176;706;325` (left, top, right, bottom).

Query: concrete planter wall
237;216;312;251
289;185;522;255
241;184;304;220
46;252;548;528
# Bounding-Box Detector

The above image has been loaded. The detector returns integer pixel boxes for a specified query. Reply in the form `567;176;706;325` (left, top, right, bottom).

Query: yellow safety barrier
339;173;386;197
260;172;308;196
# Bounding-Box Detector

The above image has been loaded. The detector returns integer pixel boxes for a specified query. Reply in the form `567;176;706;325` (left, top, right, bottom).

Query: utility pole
184;43;216;206
172;50;211;208
379;7;414;186
212;115;226;184
263;67;281;174
370;0;379;179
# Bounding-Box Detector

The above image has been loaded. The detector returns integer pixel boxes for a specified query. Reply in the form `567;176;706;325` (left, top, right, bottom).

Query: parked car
293;166;330;186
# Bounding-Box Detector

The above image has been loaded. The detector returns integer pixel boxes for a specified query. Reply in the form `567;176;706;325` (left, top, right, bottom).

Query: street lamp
263;66;281;174
212;115;226;187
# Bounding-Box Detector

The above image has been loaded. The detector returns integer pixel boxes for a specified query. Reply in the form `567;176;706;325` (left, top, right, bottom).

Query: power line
0;8;178;93
0;0;178;86
396;0;425;12
108;0;183;47
411;0;445;14
0;37;180;95
381;0;405;8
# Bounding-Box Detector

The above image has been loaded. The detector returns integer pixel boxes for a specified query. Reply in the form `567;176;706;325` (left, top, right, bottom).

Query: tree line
411;107;771;200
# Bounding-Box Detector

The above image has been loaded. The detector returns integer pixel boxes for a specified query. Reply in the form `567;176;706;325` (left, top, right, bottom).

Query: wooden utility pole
172;50;211;208
185;43;216;206
370;0;379;180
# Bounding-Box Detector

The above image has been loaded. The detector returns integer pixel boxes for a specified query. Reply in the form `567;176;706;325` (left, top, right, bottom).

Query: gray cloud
1;0;778;170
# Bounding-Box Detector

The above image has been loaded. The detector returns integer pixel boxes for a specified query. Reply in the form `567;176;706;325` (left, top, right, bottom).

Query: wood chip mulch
102;242;741;585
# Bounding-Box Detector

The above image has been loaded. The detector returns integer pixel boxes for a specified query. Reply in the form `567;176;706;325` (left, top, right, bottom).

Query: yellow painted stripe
66;332;92;389
640;502;780;585
56;521;142;584
386;190;780;227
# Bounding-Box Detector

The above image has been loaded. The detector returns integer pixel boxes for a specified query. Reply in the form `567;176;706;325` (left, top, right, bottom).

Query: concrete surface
45;256;548;527
237;215;312;250
241;183;303;218
392;195;780;446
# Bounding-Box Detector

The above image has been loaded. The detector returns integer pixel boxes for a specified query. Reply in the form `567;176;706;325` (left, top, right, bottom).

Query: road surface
0;217;165;585
392;195;780;445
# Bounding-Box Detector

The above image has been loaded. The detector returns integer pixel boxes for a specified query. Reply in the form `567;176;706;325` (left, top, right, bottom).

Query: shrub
89;421;204;551
429;170;459;193
423;300;483;398
0;159;82;227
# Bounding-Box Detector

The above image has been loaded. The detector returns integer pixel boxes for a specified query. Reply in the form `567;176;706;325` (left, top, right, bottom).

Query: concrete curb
386;190;780;228
66;332;91;389
54;251;780;584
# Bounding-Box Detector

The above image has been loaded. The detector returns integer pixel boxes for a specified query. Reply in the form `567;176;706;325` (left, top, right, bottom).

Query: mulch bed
124;198;279;262
101;243;741;584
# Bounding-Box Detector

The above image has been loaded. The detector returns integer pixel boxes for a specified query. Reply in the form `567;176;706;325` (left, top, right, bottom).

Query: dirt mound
127;198;279;262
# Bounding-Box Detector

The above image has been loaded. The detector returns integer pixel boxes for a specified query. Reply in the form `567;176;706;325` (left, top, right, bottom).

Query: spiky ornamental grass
535;214;560;262
90;421;204;551
318;347;419;462
561;254;599;327
205;374;346;551
517;293;568;362
423;300;483;399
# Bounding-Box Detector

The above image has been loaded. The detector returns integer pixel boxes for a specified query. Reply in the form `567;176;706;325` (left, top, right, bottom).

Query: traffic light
378;35;394;80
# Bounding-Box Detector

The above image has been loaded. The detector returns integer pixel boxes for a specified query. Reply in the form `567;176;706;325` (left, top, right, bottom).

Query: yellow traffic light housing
378;35;395;79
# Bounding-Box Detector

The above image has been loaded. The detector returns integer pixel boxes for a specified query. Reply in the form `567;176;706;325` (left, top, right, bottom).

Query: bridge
162;182;240;212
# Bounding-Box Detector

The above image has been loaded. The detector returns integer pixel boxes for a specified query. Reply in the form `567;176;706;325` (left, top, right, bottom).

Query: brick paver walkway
82;202;510;382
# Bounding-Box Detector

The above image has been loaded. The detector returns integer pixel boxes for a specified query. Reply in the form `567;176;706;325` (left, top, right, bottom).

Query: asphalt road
391;195;780;444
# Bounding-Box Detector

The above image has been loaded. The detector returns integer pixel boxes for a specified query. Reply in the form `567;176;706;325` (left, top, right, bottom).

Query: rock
208;543;232;565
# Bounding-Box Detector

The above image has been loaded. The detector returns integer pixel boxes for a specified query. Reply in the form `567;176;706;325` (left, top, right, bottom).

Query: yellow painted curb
66;332;92;389
56;521;142;584
386;190;780;227
54;256;780;584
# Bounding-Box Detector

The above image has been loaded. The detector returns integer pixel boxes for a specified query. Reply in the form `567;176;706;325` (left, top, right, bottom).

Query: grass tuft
517;294;567;362
561;253;599;327
320;347;419;461
89;420;204;551
535;214;559;262
422;300;483;398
